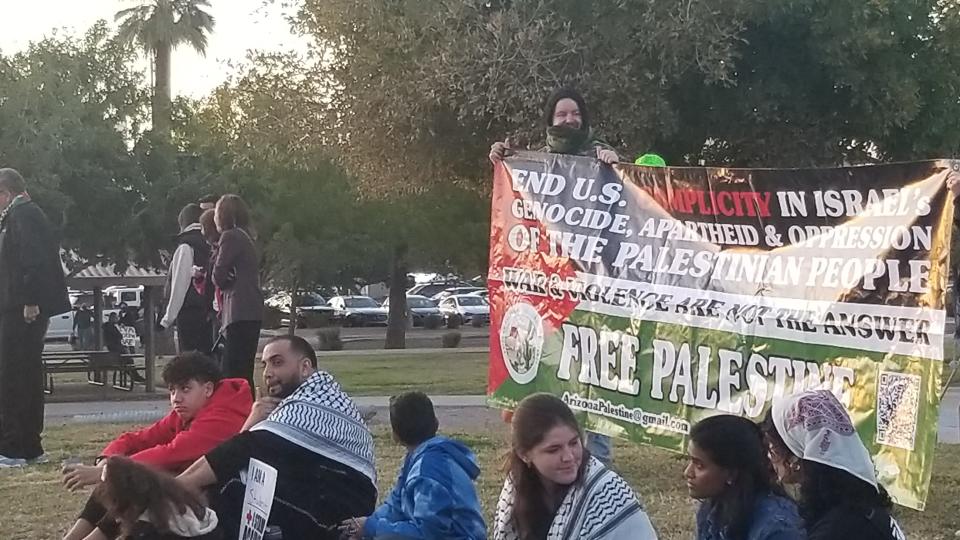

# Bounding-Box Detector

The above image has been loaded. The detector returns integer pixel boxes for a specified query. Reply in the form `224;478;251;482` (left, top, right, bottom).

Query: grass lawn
3;423;960;540
45;351;491;397
321;352;488;395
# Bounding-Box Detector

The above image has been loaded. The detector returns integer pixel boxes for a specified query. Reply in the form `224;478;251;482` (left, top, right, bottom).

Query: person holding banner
490;87;619;466
492;393;658;540
762;390;906;540
686;415;804;540
489;87;620;165
176;335;377;540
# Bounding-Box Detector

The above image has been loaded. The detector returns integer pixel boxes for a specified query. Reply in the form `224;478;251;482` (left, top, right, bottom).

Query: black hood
543;87;591;130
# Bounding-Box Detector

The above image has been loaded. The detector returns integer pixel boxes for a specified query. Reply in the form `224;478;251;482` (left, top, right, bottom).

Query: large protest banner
487;152;957;510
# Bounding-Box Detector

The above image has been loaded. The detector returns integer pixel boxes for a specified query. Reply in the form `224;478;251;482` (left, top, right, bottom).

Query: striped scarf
493;457;659;540
250;370;377;484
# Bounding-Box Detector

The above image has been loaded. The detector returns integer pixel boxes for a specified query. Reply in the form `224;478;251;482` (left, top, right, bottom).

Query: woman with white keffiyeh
492;393;658;540
761;390;907;540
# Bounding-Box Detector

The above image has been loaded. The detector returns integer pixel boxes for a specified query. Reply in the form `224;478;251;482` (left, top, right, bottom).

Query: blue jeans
586;432;612;466
77;328;94;350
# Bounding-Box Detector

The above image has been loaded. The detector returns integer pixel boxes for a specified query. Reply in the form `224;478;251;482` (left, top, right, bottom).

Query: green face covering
545;125;591;154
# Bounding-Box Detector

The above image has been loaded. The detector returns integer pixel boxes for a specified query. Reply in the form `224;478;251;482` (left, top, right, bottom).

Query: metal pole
143;285;156;393
93;286;103;350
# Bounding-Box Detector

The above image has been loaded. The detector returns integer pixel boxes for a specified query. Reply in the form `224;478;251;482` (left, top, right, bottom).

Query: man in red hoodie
61;352;252;540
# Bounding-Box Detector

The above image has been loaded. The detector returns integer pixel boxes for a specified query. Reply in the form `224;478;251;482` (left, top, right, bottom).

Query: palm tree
116;0;215;134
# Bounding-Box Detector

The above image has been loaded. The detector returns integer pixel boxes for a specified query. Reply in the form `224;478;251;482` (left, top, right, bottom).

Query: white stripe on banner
499;267;945;360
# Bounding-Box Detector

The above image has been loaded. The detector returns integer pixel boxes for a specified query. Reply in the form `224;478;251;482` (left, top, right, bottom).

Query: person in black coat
0;168;70;465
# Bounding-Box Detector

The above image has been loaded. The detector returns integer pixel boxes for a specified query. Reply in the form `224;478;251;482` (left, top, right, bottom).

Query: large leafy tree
298;0;960;169
178;45;490;347
296;0;960;346
176;52;383;300
295;0;750;346
0;22;157;270
116;0;215;134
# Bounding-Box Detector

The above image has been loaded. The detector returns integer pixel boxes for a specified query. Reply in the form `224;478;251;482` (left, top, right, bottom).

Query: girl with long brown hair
492;393;658;540
93;456;220;539
212;194;263;396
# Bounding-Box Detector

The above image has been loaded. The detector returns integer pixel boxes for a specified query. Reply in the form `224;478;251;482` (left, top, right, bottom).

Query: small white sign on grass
239;458;278;540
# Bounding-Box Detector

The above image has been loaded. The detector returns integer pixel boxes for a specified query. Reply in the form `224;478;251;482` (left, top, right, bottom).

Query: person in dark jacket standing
0;168;70;466
488;87;620;164
161;204;213;354
212;194;262;395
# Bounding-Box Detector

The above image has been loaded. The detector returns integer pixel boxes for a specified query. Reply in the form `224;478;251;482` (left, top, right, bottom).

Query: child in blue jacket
340;391;486;540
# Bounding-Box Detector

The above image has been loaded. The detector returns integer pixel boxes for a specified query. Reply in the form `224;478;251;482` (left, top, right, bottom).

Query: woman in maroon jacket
61;353;252;540
211;194;263;395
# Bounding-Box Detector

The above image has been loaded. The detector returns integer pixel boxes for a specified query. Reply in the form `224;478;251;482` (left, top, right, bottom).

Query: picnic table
41;350;145;394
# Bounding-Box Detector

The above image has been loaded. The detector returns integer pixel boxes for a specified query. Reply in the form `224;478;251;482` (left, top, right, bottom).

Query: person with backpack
161;204;213;354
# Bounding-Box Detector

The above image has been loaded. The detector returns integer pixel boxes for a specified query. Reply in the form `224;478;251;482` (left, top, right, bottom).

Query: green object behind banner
635;153;666;167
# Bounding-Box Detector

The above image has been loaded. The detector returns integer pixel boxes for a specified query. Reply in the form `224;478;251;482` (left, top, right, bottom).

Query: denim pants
586;432;613;466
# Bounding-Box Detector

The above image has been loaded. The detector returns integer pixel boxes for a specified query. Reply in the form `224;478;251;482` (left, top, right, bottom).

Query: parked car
465;289;489;300
407;281;471;299
265;292;336;329
45;310;75;341
437;294;490;326
104;286;143;308
328;295;389;327
431;287;486;302
383;295;444;328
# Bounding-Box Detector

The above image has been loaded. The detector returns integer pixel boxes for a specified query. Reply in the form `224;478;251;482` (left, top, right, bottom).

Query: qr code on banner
876;371;922;450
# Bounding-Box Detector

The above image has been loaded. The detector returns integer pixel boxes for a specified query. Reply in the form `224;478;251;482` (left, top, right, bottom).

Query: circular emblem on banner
500;302;545;385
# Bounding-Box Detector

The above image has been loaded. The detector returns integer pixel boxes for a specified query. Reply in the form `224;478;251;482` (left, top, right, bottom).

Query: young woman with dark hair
761;390;906;540
687;415;804;540
212;194;262;396
492;393;657;540
94;456;220;539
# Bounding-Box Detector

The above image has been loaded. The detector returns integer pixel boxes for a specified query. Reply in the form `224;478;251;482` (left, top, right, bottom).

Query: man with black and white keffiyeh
177;335;377;539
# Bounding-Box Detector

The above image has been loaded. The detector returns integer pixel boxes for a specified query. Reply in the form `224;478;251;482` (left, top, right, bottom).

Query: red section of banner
487;161;580;395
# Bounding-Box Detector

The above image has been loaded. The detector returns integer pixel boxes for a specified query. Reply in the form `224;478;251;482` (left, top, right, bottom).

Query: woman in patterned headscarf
761;390;906;540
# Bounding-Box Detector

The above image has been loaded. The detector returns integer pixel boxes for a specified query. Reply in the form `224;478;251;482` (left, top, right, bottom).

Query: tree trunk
384;243;408;349
152;41;172;135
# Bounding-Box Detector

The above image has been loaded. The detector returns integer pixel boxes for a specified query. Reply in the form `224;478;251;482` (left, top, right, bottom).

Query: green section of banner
488;308;942;510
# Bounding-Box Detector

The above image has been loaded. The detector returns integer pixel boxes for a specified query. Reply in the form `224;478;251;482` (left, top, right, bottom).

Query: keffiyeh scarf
493;456;658;540
250;370;377;484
